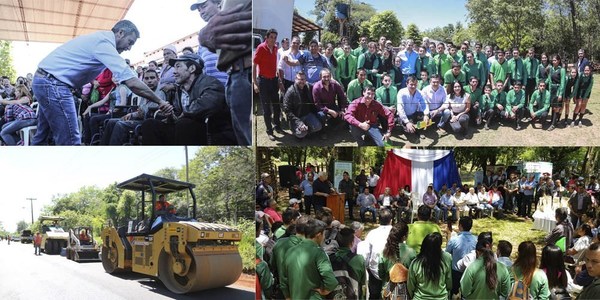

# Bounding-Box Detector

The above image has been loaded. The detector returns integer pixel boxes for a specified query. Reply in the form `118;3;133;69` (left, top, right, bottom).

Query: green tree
16;220;28;233
405;23;422;46
318;1;376;48
360;11;404;45
321;31;341;47
466;0;544;49
0;41;16;81
117;191;137;225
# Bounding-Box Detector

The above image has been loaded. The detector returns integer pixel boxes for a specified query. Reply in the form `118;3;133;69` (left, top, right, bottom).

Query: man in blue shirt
284;40;329;84
33;20;172;145
445;216;477;298
397;39;418;88
300;172;316;215
397;76;429;138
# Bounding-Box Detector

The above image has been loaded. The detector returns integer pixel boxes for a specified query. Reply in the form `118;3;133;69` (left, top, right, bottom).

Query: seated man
357;187;377;223
101;69;165;145
397;76;429;138
82;80;131;144
503;81;525;130
282;71;322;139
394;186;411;223
141;53;234;145
421;74;447;130
344;86;393;146
528;81;550;127
155;194;176;215
312;68;347;137
79;229;91;245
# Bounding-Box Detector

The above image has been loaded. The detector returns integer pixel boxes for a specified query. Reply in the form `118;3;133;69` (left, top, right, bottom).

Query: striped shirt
4;104;36;122
198;46;228;86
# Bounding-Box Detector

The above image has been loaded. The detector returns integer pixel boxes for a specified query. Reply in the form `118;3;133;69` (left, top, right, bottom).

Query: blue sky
294;0;469;32
0;146;199;232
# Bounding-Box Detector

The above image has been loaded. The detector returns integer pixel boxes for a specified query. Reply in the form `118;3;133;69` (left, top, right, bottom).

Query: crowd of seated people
0;44;237;145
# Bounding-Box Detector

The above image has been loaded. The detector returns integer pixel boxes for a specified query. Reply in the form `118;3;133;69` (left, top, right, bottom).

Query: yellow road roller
100;174;242;294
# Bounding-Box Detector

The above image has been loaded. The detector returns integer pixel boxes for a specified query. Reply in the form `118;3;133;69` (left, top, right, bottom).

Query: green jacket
505;89;526;112
433;54;453;79
475;51;490;79
524;56;540;80
444;69;467;88
375;85;398;108
546;66;566;97
462;60;486;88
536;63;550;86
578;277;600;299
407;221;441;254
509;266;551;300
281;239;338;299
357;52;381;77
509;57;526;85
417;79;429;91
353;45;367;59
332;247;367;300
336;54;358;82
257;257;274;299
346;78;373;102
378;243;417;283
407;251;453;300
271;234;303;286
491;89;507;107
574;74;594;99
490;59;511;85
529;89;551;117
464;85;483;108
416;56;434;79
460;257;511;300
481;93;496;111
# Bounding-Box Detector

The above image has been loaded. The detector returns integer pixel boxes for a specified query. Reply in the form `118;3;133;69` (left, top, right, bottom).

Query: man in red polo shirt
344;86;394;146
253;28;282;141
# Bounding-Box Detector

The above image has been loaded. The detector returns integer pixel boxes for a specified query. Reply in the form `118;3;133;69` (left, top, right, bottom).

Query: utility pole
25;198;36;225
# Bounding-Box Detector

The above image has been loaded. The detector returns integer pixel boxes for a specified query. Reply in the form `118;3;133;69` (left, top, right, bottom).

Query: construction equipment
40;216;69;255
20;230;33;244
66;226;101;262
100;174;242;294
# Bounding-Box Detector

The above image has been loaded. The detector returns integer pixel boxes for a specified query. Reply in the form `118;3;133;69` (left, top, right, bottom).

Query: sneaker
516;124;521;130
547;125;555;131
579;121;583;128
274;126;285;134
484;124;489;130
267;134;276;141
570;121;575;128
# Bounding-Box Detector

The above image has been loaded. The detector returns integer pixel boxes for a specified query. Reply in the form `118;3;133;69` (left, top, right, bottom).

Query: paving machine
66;226;101;262
100;174;242;294
40;216;69;255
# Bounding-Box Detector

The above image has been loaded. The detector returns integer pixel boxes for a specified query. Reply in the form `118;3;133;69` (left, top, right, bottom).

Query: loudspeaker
278;165;297;188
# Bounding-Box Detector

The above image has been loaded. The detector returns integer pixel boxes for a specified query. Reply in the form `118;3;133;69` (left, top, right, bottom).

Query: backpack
509;268;533;300
382;262;410;300
326;251;360;300
322;228;340;255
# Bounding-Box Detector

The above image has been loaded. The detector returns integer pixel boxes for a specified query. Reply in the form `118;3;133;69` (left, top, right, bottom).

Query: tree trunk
568;0;580;47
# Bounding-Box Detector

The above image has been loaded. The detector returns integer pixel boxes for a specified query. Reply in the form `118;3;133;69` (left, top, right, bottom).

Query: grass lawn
255;74;600;147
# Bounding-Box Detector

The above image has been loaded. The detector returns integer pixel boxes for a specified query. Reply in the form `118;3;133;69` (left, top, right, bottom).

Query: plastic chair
409;192;422;223
18;102;39;146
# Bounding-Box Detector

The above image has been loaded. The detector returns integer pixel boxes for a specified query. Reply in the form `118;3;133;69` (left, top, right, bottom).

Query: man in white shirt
367;167;380;192
357;209;393;300
421;74;447;130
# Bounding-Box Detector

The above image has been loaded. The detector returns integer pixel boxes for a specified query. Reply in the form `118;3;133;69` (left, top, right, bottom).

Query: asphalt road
0;241;254;300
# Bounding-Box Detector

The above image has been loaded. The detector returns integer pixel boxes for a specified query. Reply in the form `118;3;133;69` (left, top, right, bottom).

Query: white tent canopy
0;0;134;43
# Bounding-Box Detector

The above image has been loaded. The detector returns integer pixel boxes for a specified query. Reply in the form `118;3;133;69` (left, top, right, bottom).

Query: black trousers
368;269;382;300
141;117;206;145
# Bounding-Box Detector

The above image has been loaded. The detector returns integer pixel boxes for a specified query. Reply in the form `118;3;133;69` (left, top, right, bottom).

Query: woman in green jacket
407;232;452;300
546;54;566;131
563;67;579;126
379;221;416;283
460;237;511;299
572;64;594;127
509;241;551;299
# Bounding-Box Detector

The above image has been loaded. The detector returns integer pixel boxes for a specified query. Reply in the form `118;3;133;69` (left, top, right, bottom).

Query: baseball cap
168;53;204;69
190;0;209;11
163;44;177;55
289;198;301;205
260;173;270;179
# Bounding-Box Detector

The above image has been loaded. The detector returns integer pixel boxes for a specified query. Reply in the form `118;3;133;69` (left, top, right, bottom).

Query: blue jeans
109;120;142;145
1;119;37;145
226;63;251;145
360;206;377;223
32;75;81;145
258;76;280;134
492;199;504;209
292;113;323;138
350;124;385;146
441;206;457;222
